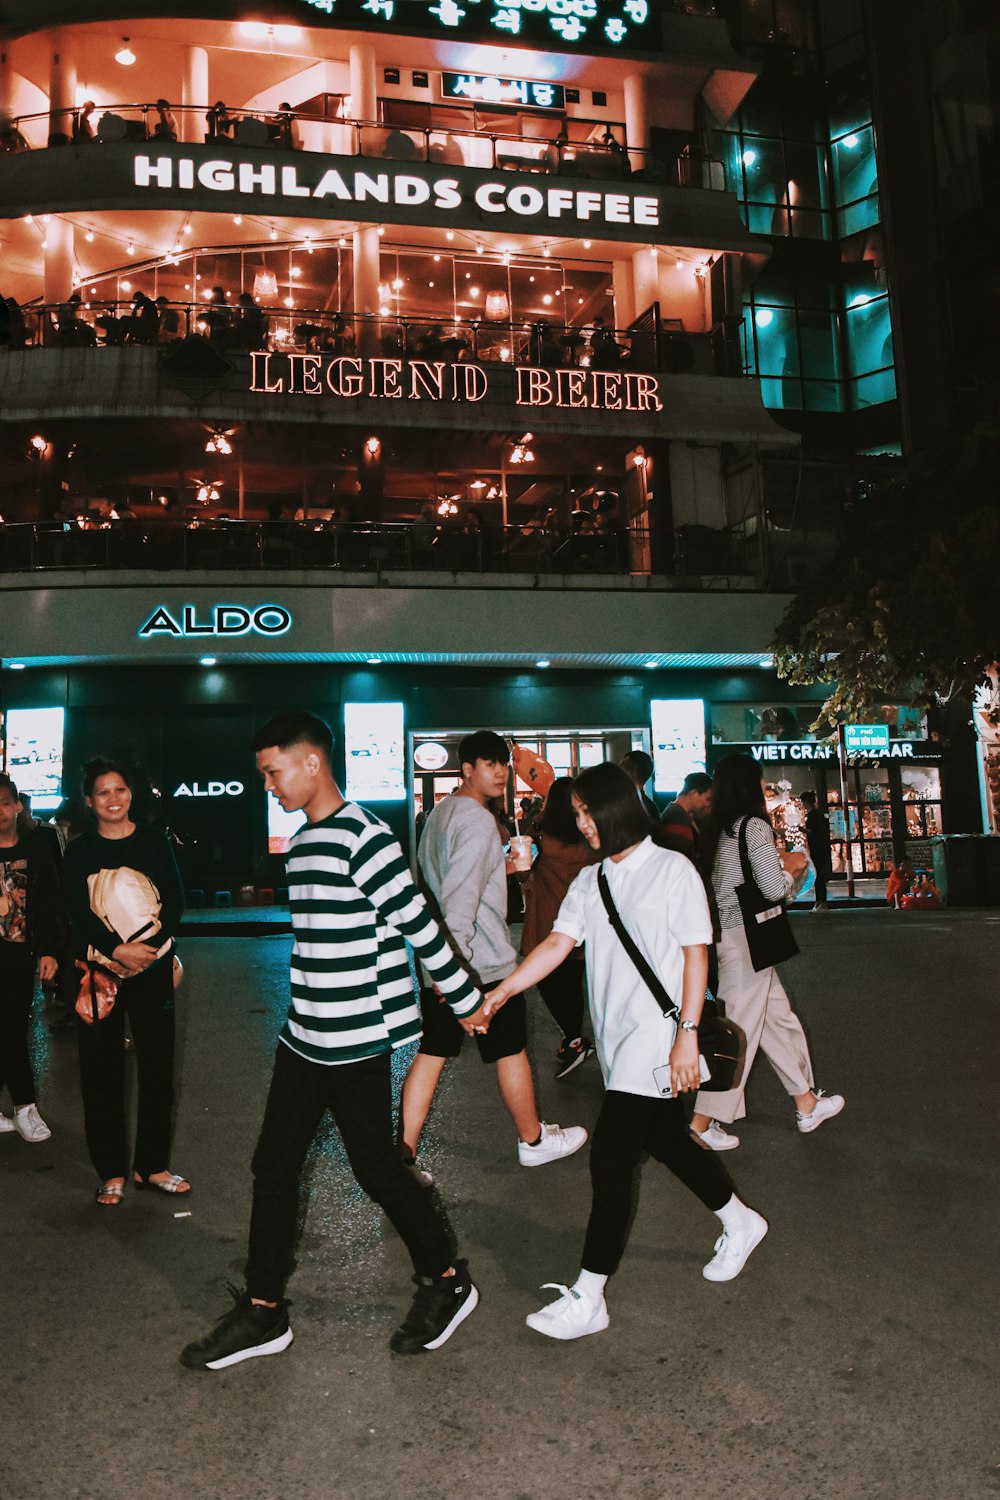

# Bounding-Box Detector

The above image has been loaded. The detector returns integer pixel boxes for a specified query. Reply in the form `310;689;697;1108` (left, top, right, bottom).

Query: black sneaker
179;1285;293;1371
389;1260;479;1355
554;1037;595;1080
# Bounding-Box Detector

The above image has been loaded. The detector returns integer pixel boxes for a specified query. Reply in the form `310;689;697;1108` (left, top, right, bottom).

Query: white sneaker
526;1283;610;1341
15;1104;52;1143
518;1121;588;1167
692;1121;740;1151
702;1208;768;1282
796;1090;845;1134
0;1113;16;1134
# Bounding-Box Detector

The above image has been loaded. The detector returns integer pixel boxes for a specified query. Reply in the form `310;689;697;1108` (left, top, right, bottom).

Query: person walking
520;776;596;1079
801;790;832;910
659;771;713;858
63;758;187;1206
620;749;659;821
689;753;844;1152
0;774;61;1142
485;762;768;1341
399;731;587;1177
181;712;488;1370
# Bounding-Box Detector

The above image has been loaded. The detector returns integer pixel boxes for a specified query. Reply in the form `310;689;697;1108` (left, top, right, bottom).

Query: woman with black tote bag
690;754;844;1152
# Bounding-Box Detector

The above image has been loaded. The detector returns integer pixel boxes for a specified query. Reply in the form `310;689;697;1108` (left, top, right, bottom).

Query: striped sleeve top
712;815;794;930
281;802;482;1066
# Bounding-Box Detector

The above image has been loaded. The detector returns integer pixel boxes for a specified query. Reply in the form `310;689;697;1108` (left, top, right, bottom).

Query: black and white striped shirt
712;815;794;930
281;802;481;1065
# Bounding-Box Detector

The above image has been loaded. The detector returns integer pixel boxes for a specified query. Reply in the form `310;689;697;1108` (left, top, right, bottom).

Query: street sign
842;723;891;755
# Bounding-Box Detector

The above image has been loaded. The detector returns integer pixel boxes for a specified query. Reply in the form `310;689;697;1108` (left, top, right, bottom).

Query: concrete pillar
0;35;15;124
182;46;208;142
349;43;377;122
631;245;659;321
612;260;635;330
44;217;75;306
353;224;381;358
48;32;76;147
623;73;649;174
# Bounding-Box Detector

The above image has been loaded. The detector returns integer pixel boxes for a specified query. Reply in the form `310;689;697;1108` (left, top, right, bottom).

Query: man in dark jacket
659;771;714;858
0;774;62;1141
801;790;832;910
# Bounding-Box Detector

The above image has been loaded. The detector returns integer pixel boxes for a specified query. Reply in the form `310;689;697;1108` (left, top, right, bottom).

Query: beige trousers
694;923;814;1124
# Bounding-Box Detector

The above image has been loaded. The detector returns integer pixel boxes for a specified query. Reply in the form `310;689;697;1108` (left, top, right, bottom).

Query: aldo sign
138;604;292;639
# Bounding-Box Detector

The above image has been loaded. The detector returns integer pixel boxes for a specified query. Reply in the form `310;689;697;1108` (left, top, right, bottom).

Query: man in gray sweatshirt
400;730;587;1175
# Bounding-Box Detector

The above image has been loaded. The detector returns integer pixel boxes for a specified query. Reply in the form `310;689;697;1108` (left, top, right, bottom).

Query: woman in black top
63;758;187;1206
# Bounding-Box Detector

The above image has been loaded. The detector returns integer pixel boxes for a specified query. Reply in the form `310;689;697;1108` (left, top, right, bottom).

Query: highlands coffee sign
250;353;663;411
133;154;662;230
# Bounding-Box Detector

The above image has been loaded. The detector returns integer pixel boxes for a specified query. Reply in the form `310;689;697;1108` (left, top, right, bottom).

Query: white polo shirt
552;837;712;1099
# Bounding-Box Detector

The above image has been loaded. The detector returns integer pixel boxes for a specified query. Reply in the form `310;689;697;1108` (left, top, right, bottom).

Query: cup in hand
508;834;533;872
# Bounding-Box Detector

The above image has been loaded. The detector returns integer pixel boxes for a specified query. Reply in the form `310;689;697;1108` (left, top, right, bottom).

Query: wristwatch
678;1019;698;1033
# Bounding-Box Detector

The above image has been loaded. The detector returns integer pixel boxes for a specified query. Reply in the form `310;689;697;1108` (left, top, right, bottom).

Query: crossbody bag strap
597;866;679;1021
737;816;764;899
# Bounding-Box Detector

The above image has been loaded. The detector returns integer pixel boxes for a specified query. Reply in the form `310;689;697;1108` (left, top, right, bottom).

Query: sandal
134;1171;191;1195
95;1180;125;1207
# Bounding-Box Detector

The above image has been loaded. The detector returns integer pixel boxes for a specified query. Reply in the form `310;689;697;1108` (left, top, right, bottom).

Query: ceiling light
536;659;550;669
365;435;381;456
644;660;659;669
583;239;592;249
115;37;136;66
200;656;217;667
366;656;381;665
7;662;26;670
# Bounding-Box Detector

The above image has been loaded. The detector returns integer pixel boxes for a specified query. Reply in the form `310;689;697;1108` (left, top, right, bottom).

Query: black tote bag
735;817;800;973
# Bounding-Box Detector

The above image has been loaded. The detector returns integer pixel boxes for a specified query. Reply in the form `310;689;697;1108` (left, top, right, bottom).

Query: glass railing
1;103;725;190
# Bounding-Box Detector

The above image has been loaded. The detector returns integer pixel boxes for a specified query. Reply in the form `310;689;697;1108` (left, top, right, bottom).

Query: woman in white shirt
486;762;768;1342
690;753;844;1151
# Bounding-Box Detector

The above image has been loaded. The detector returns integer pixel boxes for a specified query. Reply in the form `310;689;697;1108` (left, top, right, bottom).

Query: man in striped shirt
181;711;488;1371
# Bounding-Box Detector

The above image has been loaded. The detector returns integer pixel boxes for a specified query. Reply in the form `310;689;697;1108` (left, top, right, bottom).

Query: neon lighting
138;604;292;639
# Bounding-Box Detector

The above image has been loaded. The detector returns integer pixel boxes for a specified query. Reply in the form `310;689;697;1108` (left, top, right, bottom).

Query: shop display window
901;766;942;839
712;702;824;743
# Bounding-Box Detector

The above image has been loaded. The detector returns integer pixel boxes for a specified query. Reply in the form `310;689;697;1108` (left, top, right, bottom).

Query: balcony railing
0;517;773;585
1;103;726;190
0;298;722;374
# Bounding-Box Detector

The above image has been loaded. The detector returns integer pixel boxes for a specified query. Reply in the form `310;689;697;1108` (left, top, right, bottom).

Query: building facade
0;0;989;885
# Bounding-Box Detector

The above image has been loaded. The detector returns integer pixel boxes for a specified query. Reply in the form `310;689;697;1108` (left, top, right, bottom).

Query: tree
773;434;1000;732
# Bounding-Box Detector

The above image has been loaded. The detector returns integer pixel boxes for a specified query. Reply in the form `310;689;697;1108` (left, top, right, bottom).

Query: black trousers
77;956;176;1181
245;1044;454;1303
582;1090;733;1276
0;954;37;1106
537;959;587;1042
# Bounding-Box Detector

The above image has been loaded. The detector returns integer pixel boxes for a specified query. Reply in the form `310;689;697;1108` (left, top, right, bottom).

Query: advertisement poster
344;702;406;802
5;707;65;812
650;699;706;797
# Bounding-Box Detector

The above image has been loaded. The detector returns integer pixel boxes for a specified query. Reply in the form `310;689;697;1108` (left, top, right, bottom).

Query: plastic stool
257;887;275;906
276;886;289;905
213;889;233;908
187;889;205;909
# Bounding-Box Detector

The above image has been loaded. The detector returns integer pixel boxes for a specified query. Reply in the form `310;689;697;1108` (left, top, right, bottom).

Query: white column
48;31;76;147
623;72;649;174
612;260;635;329
353;225;381;357
349;42;377;123
182;46;208;142
631;246;659;320
44;218;75;306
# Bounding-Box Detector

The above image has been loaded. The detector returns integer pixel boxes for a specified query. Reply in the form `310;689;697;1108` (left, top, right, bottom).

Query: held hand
669;1030;702;1095
38;955;58;982
482;985;511;1020
780;850;808;875
112;941;159;974
457;999;493;1036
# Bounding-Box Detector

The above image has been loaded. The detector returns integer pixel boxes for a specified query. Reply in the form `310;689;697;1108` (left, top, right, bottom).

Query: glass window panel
751;305;797;374
803;379;844;411
578;740;604;766
788;208;831;240
837;197;880;237
785;143;826;212
851;367;897;408
831;124;877;205
544;740;573;769
798;308;841;379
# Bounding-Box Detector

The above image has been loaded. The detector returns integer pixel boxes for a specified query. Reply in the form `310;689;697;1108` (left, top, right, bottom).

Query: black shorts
417;985;527;1064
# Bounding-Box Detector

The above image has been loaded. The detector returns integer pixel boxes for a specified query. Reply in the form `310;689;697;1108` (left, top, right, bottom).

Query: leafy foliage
773;435;1000;731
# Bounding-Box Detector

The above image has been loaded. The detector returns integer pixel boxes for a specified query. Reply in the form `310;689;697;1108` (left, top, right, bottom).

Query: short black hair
458;730;509;771
251;710;333;761
800;789;817;807
621;749;654;786
573;762;653;856
0;773;19;800
681;771;713;795
81;757;131;797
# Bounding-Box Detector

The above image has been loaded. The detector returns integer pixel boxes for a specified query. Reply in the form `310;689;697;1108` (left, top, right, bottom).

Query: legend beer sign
250;353;663;412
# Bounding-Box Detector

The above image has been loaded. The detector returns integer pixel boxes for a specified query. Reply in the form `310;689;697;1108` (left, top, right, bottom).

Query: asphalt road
4;910;998;1500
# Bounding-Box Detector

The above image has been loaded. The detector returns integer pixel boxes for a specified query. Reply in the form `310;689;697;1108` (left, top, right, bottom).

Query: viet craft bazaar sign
250;354;664;411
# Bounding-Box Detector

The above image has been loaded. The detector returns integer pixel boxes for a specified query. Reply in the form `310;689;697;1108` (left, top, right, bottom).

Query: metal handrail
0;102;726;190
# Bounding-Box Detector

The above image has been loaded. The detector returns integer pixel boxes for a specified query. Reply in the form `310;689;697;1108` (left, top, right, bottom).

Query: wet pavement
4;910;998;1500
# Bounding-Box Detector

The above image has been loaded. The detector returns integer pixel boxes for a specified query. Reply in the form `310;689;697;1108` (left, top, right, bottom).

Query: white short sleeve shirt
552;837;712;1098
